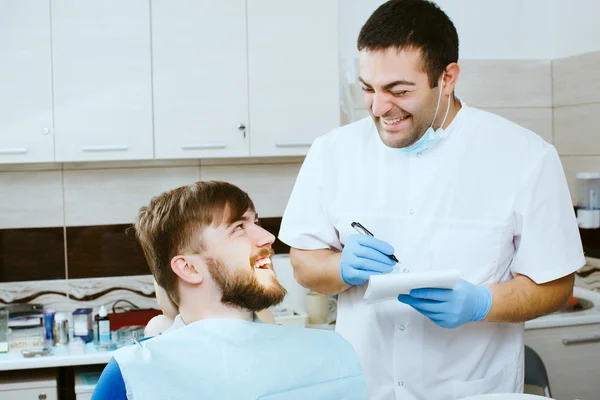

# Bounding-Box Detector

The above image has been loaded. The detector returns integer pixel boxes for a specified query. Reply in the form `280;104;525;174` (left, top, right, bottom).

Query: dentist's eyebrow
358;76;416;90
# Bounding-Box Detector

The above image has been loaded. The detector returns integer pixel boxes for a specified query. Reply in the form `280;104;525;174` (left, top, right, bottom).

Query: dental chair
524;345;552;398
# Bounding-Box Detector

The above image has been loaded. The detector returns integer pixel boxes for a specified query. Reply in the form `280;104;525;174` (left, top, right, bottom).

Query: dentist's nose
371;93;393;117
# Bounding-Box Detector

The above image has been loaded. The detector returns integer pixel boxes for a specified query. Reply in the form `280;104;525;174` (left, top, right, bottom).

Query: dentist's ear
171;255;204;284
441;63;460;95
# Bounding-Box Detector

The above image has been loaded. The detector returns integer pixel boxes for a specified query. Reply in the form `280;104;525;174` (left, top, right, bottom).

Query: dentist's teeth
383;115;409;125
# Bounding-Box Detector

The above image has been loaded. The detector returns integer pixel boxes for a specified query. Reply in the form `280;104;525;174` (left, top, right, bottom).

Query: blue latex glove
397;279;492;329
340;234;397;286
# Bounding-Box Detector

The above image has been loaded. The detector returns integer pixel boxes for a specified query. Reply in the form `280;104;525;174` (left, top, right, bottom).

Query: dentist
279;1;584;399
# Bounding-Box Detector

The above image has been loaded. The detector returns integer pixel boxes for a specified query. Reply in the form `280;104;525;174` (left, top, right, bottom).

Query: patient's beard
206;258;287;311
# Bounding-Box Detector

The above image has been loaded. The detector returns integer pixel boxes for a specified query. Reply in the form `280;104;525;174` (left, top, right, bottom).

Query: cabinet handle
82;145;128;152
181;143;227;150
38;393;47;400
562;332;600;345
274;141;312;148
0;148;28;155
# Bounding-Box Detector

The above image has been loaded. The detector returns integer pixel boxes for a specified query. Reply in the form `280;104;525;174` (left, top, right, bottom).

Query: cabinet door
247;0;340;157
52;0;153;162
152;0;249;159
0;1;54;164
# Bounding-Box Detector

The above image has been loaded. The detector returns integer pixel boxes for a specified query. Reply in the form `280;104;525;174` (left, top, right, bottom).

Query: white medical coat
279;102;585;400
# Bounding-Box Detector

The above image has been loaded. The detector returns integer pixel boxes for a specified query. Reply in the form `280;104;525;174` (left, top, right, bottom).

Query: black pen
351;221;399;263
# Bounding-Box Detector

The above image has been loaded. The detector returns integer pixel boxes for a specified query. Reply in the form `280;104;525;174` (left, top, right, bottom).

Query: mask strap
439;93;451;130
429;72;445;129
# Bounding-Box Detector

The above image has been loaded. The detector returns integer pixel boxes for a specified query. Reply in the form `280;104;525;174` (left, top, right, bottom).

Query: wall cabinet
0;1;54;164
52;0;153;162
153;0;339;159
247;0;339;157
152;0;249;159
0;0;339;163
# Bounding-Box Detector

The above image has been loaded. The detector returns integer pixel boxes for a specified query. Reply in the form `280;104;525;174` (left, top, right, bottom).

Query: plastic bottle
95;305;111;348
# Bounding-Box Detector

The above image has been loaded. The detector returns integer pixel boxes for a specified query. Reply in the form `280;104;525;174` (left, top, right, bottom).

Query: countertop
0;342;114;372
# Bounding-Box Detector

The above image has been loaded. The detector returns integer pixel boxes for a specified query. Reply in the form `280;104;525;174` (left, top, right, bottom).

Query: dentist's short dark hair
357;0;459;88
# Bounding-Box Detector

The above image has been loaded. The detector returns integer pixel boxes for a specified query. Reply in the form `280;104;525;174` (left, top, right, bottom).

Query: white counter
0;343;114;371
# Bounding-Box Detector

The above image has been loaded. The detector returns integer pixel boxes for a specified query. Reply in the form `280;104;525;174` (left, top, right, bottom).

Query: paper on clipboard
363;269;461;304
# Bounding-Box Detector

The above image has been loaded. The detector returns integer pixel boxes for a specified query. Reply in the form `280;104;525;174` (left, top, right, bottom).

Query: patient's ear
171;255;204;285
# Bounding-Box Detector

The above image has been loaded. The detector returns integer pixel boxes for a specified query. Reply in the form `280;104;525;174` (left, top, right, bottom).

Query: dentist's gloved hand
397;279;492;329
340;234;397;286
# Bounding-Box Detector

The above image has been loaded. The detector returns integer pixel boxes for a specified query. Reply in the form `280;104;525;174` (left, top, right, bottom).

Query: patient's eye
233;223;244;232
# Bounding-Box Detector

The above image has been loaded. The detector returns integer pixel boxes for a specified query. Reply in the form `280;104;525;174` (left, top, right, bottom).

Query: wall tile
457;59;552;108
560;156;600;203
66;224;149;279
0;170;64;229
63;166;200;226
0;227;65;282
479;107;553;143
200;163;302;217
67;275;158;313
554;104;600;155
553;51;600;107
0;279;68;307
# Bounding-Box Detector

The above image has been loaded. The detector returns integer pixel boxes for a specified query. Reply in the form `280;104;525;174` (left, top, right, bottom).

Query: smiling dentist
279;1;584;399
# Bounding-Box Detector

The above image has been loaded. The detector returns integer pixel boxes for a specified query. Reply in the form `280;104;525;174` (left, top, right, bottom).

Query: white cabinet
0;369;58;400
525;323;600;400
152;0;249;159
0;1;54;164
152;0;340;159
51;0;153;162
247;0;340;156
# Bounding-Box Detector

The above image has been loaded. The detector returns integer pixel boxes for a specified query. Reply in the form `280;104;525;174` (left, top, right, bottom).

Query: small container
72;308;93;343
0;308;8;353
53;313;69;346
576;172;600;229
43;309;55;344
95;305;111;349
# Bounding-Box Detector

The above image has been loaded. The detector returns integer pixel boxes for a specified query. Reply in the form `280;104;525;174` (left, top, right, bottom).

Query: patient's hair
134;181;255;306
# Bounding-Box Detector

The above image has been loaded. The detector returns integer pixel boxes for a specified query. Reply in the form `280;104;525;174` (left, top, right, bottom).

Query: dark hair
357;0;459;88
134;180;255;305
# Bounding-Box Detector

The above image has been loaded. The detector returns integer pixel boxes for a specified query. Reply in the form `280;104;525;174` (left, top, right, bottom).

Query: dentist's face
359;47;446;149
200;209;286;311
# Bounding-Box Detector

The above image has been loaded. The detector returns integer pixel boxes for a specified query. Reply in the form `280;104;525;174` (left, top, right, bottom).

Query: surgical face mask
399;73;451;153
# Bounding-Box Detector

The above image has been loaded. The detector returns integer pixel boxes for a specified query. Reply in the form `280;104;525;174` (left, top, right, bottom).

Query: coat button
409;209;415;215
398;325;405;331
398;381;404;387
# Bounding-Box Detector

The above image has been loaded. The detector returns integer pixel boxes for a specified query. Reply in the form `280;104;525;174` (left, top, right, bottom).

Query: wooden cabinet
51;0;153;162
151;0;249;159
0;1;54;164
247;0;340;156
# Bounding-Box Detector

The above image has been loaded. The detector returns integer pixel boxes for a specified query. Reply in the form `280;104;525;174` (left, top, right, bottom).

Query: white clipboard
363;269;461;304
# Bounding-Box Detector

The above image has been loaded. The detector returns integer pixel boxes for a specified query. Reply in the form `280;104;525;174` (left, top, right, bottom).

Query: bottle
95;305;111;348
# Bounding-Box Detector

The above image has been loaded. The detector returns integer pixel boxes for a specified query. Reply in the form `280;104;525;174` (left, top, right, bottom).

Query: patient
92;181;369;400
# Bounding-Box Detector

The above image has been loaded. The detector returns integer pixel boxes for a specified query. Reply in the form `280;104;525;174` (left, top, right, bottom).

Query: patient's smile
253;257;272;269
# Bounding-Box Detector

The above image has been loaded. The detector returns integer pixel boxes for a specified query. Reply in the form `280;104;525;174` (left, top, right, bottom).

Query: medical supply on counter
43;309;55;344
53;312;69;346
73;308;93;343
95;305;111;348
576;172;600;229
0;309;8;353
